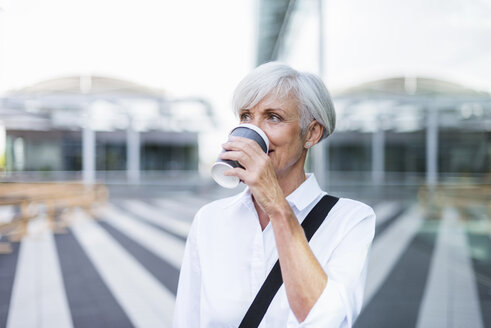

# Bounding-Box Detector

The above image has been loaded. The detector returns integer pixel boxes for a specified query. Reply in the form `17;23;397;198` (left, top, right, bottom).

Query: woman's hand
220;136;285;215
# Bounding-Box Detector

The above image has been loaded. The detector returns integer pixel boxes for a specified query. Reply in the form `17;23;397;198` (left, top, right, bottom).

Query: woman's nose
248;121;269;140
248;119;265;131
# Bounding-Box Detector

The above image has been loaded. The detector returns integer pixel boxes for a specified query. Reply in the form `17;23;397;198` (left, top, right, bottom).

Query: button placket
244;198;266;299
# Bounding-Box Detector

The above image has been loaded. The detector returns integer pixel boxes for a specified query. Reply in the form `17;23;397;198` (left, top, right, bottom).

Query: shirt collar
223;173;323;212
222;185;251;208
285;173;323;211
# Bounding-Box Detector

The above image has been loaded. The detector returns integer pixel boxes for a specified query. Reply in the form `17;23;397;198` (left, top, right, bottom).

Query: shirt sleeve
173;210;202;328
287;206;376;328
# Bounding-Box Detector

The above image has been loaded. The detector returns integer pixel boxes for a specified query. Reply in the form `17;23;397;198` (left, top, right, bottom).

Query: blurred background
0;0;490;327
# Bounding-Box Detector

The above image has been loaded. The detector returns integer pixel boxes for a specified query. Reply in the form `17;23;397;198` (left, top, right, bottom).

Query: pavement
0;185;489;328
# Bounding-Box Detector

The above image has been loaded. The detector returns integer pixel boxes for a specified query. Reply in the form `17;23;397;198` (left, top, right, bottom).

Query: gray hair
232;62;336;140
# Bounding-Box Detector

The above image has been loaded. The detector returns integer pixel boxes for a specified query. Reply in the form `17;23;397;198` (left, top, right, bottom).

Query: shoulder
190;192;249;246
336;197;375;216
329;197;376;230
308;196;376;262
193;192;244;222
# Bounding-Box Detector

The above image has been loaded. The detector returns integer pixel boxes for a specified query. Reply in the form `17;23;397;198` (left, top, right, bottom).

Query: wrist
268;199;299;229
266;197;290;217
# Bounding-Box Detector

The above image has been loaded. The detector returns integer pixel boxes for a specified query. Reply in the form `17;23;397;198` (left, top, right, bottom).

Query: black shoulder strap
239;194;339;328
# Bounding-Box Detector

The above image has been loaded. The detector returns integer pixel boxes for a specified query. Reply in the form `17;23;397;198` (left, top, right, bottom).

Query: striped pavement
0;192;488;328
416;207;483;328
7;217;73;328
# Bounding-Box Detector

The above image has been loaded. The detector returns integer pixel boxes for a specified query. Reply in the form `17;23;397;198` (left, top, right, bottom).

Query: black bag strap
239;194;339;328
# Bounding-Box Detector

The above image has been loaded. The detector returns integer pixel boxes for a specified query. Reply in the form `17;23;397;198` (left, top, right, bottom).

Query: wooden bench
0;182;108;254
418;184;491;220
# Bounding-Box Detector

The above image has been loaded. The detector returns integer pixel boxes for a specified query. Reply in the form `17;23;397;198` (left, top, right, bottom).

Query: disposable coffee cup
211;124;269;188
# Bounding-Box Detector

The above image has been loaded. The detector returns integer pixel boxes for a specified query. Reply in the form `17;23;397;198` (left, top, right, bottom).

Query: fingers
223;165;261;187
220;150;252;168
220;136;277;193
222;136;265;156
223;167;246;181
220;136;268;168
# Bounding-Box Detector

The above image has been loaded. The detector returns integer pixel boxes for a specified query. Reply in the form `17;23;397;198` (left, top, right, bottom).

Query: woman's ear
305;121;324;148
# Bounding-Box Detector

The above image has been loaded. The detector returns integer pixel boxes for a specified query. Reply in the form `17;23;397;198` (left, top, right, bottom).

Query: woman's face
238;93;307;179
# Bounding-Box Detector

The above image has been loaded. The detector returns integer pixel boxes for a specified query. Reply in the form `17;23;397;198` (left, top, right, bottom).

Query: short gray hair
232;62;336;140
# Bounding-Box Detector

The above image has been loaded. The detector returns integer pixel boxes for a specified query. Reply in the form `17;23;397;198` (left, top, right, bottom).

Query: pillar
426;106;438;188
372;121;385;185
313;141;328;190
126;119;140;184
82;124;95;185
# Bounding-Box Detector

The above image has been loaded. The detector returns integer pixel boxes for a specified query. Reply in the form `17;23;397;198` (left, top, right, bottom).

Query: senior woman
173;62;375;327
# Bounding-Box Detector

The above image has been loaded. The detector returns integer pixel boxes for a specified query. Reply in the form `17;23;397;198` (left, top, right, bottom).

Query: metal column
426;106;438;188
82;123;95;185
372;121;385;185
313;142;327;189
127;119;140;184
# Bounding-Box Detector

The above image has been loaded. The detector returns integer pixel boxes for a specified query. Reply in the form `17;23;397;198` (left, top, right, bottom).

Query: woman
173;62;376;327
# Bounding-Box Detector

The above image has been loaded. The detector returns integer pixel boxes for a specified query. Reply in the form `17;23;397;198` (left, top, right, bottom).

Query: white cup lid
211;162;240;189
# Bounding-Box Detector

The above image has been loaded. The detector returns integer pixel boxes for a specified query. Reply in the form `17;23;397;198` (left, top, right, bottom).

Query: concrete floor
0;184;489;328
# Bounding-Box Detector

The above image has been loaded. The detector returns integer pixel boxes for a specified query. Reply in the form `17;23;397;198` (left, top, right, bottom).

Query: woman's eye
268;114;281;122
240;113;251;121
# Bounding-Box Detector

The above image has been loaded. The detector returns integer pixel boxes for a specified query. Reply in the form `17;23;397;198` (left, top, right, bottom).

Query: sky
284;0;491;94
1;0;491;109
0;0;255;127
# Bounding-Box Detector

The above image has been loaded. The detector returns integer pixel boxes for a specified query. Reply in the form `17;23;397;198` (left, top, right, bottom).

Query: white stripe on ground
416;207;484;328
100;203;185;269
71;210;175;328
172;194;211;209
372;201;401;226
154;198;197;222
121;200;190;237
364;204;423;305
7;217;74;328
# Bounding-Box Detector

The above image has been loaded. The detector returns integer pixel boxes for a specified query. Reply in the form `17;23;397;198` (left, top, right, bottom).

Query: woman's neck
277;169;307;197
276;151;309;197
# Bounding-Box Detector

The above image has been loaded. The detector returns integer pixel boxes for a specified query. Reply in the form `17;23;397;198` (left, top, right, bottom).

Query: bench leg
0;241;12;254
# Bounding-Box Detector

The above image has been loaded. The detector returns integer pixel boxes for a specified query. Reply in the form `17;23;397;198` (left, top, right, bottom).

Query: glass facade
141;144;198;171
439;130;490;175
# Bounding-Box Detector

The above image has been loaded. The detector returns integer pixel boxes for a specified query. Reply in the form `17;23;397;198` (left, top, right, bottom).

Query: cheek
264;124;303;151
267;128;296;147
271;135;304;159
264;131;282;149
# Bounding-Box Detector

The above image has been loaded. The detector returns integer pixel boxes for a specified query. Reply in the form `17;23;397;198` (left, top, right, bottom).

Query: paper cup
211;124;269;188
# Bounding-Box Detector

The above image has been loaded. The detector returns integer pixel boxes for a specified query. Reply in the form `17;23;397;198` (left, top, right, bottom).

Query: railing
0;170;204;186
1;170;488;187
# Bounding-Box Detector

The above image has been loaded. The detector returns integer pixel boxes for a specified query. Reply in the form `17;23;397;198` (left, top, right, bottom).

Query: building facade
0;75;216;184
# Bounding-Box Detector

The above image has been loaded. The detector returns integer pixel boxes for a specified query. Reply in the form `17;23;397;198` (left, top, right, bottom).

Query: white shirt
173;174;376;328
